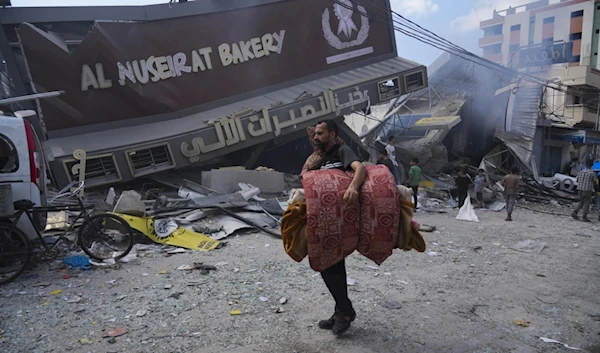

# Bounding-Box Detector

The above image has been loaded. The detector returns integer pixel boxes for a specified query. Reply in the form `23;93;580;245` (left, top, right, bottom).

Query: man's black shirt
321;144;360;171
377;158;395;174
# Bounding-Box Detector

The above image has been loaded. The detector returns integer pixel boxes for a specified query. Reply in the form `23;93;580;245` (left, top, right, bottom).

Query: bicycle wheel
78;213;134;261
0;223;32;285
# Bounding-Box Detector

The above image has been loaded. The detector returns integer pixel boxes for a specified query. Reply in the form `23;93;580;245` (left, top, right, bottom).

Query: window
483;24;503;37
566;93;583;105
126;144;175;177
570;32;582;41
510;24;521;31
378;77;401;100
64;154;121;187
543;17;555;24
509;44;520;52
404;71;425;93
596;29;599;34
571;10;584;18
0;133;18;173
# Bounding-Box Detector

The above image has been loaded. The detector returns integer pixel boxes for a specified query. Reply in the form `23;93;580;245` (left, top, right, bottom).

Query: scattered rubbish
590;314;600;321
473;246;482;252
279;297;288;305
366;265;379;270
63;256;91;270
62;274;70;279
264;243;270;248
513;320;530;327
398;280;409;285
67;296;82;303
141;273;150;277
78;338;93;345
135;309;147;317
164;284;173;290
40;302;48;307
487;201;506;212
194;263;217;275
380;300;402;310
259;296;269;302
346;277;357;286
419;225;437;232
539;337;581;350
510;240;547;253
103;327;128;338
107;337;117;344
167;248;188;254
49;289;63;295
574;233;592;238
177;265;195;271
536;295;559;304
215;262;228;266
33;282;51;287
275;306;285;314
427;251;441;257
230;309;242;315
45;211;70;231
119;252;137;263
536;274;546;277
456;195;479;222
158;270;168;275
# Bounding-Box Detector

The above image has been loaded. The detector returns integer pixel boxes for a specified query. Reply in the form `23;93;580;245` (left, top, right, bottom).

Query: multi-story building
479;0;600;176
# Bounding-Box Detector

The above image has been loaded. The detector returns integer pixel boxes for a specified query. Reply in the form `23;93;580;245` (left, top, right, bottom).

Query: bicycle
0;181;135;285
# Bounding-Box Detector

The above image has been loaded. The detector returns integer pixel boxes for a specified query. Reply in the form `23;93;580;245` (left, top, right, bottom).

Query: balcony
480;17;504;29
479;34;503;47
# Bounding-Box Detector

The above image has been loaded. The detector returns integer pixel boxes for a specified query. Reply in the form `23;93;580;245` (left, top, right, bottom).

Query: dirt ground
1;203;599;353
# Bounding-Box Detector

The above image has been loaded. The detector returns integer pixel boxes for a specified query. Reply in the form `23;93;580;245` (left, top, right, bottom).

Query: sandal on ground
332;312;355;336
318;310;356;330
571;213;579;220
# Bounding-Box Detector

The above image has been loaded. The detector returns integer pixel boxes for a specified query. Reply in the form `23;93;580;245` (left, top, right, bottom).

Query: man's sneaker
571;213;580;220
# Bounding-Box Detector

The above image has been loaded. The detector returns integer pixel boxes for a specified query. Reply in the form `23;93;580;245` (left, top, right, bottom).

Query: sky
10;0;554;66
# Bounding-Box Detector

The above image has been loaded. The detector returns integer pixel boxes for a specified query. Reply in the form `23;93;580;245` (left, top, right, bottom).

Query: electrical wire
328;0;599;97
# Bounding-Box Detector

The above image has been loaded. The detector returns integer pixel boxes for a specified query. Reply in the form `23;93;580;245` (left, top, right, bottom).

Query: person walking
474;169;486;208
500;166;520;221
376;149;395;175
406;157;421;211
312;120;366;335
385;136;400;185
572;159;596;223
455;167;472;208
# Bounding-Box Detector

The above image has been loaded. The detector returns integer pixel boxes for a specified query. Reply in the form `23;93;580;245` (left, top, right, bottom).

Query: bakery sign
81;30;285;91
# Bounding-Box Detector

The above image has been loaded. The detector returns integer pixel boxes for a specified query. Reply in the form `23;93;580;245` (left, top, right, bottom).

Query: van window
0;133;19;173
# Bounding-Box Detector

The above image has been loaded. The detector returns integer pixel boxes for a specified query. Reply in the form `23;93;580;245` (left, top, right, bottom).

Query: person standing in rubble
595;173;600;221
571;159;596;223
406;157;422;211
455;167;472;208
313;120;366;335
386;136;400;185
500;166;520;221
474;169;486;208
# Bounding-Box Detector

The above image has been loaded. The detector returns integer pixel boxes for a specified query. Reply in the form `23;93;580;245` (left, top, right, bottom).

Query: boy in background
474;169;486;208
500;166;520;221
455;167;472;208
406;157;422;211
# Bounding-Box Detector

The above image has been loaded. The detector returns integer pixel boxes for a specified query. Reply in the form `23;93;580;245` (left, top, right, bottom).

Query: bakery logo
322;0;370;50
321;0;373;65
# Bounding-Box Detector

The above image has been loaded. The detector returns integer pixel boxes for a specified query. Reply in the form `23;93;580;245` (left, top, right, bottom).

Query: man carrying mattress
281;120;426;337
312;120;366;335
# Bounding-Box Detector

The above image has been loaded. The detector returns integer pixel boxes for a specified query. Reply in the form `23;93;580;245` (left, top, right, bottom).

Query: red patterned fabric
301;164;400;272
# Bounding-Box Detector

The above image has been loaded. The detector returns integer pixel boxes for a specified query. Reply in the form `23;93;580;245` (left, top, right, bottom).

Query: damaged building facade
0;0;428;189
479;0;600;179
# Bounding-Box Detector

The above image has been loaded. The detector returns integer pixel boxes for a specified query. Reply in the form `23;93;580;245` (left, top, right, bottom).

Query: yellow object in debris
78;338;93;345
113;213;219;251
158;270;168;275
230;309;242;315
419;180;435;189
513;320;530;327
40;302;48;307
49;289;62;295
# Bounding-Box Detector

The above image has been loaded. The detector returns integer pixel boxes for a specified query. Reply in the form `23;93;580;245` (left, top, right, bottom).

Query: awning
410;115;461;130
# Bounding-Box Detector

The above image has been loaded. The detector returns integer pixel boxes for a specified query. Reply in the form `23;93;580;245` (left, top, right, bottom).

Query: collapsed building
0;0;428;190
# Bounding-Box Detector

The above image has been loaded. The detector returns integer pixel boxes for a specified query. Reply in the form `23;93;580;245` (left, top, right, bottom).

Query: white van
0;110;48;238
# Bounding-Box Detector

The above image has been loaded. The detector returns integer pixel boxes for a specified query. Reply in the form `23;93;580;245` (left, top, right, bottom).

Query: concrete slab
202;169;284;194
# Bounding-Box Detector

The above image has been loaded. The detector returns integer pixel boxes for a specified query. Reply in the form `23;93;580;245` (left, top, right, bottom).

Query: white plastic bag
456;193;479;222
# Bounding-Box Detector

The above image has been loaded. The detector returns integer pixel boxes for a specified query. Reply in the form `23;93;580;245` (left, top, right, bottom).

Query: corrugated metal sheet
45;57;421;157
